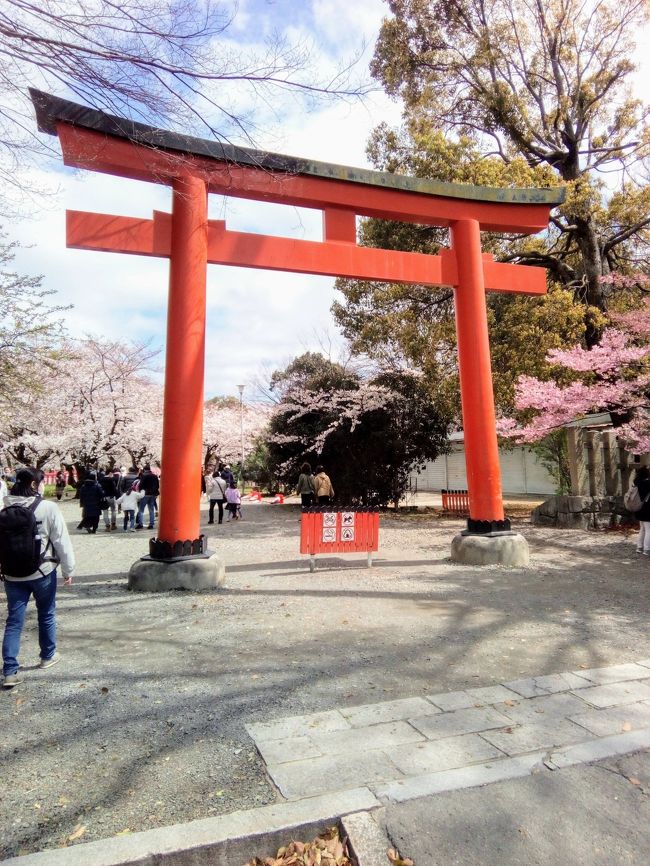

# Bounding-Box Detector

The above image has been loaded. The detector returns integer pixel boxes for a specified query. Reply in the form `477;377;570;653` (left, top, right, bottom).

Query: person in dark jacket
99;470;118;531
136;464;160;530
296;462;315;507
78;472;105;533
634;466;650;554
119;467;140;496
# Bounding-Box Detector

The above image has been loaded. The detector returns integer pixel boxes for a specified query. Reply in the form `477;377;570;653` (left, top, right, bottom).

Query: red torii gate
31;90;564;565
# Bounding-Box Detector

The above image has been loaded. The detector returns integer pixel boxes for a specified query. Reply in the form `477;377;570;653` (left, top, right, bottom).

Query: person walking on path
206;471;228;524
225;481;242;520
99;470;118;531
1;467;75;689
54;470;67;501
135;464;159;530
78;471;105;533
296;462;316;507
116;485;144;531
313;465;334;505
633;466;650;555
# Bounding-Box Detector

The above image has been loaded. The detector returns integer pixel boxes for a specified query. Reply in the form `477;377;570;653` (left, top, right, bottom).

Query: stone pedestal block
128;553;226;592
451;533;529;567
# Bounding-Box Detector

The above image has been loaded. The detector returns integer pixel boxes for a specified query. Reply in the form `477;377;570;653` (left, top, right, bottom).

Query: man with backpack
0;467;75;688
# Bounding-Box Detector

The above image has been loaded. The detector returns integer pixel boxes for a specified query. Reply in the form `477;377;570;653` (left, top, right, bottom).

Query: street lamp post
237;384;245;489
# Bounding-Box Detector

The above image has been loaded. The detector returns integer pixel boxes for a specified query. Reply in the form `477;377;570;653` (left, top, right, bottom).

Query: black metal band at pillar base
466;518;512;534
147;535;208;561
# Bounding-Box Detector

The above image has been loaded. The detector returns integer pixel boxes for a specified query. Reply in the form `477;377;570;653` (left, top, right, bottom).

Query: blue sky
10;0;399;401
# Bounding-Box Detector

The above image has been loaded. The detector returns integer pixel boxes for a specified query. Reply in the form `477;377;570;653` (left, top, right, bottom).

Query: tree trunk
574;217;605;347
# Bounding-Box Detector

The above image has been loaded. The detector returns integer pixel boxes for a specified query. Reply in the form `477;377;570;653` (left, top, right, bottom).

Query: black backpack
0;497;56;579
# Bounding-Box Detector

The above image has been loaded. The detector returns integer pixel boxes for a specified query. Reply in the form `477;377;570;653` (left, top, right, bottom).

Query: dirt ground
1;498;648;859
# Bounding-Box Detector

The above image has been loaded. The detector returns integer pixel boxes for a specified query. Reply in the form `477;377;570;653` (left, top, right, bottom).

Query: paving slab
573;679;650;708
480;719;592;756
375;753;546;803
544;729;650;769
572;662;650;685
494;691;590;723
309;721;424;756
267;751;403;801
388;733;502;776
408;705;513;740
246;710;351;743
340;811;391;866
465;684;521;704
569;701;650;737
503;671;592;698
426;689;477;712
254;736;323;766
340;697;440;728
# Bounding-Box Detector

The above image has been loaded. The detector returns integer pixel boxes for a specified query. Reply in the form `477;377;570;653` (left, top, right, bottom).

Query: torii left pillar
129;175;225;592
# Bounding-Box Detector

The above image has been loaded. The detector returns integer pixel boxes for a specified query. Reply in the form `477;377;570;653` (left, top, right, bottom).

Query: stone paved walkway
246;660;650;803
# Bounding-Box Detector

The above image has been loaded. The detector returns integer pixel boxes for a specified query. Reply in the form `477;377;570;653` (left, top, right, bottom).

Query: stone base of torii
30;90;566;585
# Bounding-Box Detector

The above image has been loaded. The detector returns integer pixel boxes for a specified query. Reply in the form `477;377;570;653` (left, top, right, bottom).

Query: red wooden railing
441;489;470;515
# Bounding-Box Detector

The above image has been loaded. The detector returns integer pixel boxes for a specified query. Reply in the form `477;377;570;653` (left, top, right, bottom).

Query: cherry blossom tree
202;401;270;472
0;337;160;475
266;356;450;506
499;298;650;451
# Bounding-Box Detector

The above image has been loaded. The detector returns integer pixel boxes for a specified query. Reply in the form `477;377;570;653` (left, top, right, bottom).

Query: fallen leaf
622;721;632;732
15;696;26;707
503;699;516;706
629;777;642;786
100;687;109;695
58;796;69;806
67;825;86;843
115;828;131;836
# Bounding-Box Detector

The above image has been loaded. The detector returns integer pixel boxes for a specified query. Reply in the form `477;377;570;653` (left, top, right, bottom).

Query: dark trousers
208;499;225;524
318;496;331;505
301;494;313;507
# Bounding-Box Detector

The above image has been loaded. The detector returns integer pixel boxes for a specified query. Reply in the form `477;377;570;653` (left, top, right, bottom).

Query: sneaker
130;528;136;532
637;548;644;554
3;672;24;688
39;651;61;669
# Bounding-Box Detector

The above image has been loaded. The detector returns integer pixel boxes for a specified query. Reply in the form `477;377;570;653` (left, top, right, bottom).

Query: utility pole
237;384;245;490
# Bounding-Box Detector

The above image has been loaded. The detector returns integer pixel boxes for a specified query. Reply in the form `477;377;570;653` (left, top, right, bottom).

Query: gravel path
1;498;649;858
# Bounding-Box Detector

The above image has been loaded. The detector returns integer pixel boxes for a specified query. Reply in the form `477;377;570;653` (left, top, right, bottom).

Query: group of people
77;465;160;533
296;462;334;507
204;463;242;523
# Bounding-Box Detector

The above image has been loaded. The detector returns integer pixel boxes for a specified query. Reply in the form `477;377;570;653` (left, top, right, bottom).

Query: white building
409;433;556;495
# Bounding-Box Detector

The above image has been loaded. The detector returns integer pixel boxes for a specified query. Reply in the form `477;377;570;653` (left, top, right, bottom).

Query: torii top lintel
31;89;564;235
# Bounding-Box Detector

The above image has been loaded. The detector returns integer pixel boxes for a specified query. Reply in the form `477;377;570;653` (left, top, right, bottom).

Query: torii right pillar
449;218;529;566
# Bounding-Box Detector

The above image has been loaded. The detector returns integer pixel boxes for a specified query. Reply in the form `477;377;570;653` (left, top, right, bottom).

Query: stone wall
531;494;632;530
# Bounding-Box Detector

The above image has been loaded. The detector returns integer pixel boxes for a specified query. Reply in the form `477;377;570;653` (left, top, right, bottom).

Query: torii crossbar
31;90;565;561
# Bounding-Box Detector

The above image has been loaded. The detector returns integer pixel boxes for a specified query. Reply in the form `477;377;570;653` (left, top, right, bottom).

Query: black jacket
139;471;160;496
635;477;650;522
99;475;117;497
79;480;105;517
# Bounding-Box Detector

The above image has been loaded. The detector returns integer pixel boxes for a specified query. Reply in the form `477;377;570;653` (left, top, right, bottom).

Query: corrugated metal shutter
500;448;526;494
409;457;447;491
446;447;467;488
522;448;556;495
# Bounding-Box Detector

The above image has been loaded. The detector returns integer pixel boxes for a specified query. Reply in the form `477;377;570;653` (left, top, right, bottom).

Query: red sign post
300;508;380;571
